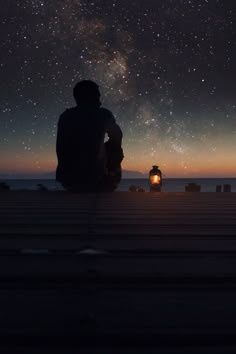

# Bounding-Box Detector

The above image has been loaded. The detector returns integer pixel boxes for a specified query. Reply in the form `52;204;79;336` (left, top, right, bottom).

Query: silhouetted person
56;80;123;192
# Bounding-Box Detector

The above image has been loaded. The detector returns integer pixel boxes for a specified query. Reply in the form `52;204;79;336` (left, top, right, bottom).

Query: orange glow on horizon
0;151;57;175
0;146;236;178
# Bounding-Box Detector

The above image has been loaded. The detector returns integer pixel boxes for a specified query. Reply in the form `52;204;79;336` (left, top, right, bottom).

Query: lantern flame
150;174;160;184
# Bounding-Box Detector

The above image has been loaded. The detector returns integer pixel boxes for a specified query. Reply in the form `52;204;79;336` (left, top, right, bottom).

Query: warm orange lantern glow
150;174;160;184
149;165;162;192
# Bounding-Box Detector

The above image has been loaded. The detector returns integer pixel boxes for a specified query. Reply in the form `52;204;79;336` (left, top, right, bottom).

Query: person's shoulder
61;107;77;116
99;107;115;121
59;107;77;122
99;107;113;115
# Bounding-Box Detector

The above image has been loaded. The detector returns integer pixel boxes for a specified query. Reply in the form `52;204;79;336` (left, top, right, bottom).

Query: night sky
0;0;235;177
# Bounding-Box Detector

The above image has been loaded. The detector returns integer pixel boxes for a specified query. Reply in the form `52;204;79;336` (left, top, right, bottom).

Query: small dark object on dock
185;183;201;192
37;183;48;191
129;185;138;192
129;185;145;192
0;182;10;191
223;184;231;192
216;185;222;192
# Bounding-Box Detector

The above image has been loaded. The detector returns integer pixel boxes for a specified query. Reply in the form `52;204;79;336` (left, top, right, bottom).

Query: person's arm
104;110;124;167
56;111;70;166
105;111;123;147
56;115;64;161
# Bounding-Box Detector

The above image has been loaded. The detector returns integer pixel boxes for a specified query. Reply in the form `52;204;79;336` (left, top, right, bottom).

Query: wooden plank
1;191;236;352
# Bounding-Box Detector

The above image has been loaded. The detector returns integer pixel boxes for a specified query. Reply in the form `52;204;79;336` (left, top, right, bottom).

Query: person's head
73;80;101;107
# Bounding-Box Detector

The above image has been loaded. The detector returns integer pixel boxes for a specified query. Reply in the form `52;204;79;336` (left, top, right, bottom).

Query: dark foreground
1;191;236;353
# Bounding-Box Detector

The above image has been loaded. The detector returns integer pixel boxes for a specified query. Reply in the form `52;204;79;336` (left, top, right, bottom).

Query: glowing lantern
149;165;162;192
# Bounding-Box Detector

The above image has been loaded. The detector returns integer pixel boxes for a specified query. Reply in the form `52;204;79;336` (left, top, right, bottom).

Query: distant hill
42;170;147;179
122;169;147;178
0;169;147;179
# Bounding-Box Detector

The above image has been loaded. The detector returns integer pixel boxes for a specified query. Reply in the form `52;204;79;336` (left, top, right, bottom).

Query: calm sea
1;178;236;192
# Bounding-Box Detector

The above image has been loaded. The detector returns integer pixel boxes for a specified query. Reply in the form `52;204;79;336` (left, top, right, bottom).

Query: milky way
0;0;235;177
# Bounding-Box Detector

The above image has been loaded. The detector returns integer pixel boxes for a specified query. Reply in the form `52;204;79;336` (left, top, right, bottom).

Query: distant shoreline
1;177;235;180
1;177;236;192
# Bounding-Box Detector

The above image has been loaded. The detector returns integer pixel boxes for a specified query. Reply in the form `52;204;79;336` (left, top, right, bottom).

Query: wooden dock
1;191;236;353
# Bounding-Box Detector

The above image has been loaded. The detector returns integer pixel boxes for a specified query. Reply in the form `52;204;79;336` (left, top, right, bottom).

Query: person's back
56;80;123;192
